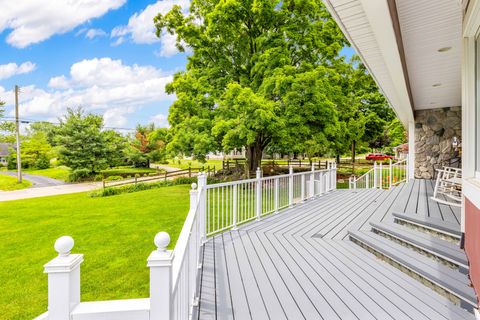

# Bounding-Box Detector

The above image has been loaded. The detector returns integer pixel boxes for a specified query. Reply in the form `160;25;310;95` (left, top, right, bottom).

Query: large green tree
155;0;348;173
55;108;126;180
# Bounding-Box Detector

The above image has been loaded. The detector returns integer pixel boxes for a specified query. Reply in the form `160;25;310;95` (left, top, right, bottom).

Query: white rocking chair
431;167;462;207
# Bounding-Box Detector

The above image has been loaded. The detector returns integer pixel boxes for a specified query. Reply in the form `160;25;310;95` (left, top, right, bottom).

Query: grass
0;185;191;320
0;174;32;191
25;166;70;182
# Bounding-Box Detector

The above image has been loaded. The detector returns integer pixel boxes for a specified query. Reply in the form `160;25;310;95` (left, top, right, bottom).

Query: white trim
464;178;480;211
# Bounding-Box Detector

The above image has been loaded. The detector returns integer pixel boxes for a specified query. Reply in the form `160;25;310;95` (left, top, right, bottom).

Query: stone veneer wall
414;106;461;179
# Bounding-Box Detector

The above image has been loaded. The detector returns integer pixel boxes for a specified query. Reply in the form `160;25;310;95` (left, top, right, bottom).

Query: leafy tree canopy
155;0;349;173
126;124;169;167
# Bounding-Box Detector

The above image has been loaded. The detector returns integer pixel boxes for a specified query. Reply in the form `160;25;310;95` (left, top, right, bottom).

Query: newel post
325;162;331;192
373;162;378;189
256;167;262;221
288;166;294;207
197;173;207;242
332;162;337;190
148;232;173;320
300;171;306;201
44;236;83;320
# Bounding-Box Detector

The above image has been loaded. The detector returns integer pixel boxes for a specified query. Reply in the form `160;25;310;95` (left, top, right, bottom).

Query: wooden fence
103;166;216;189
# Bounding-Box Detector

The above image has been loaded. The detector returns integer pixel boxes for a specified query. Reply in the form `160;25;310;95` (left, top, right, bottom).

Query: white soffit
323;0;414;125
396;0;462;110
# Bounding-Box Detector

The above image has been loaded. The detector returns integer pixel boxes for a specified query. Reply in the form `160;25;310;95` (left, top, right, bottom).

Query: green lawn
0;185;191;319
25;166;70;181
0;174;32;191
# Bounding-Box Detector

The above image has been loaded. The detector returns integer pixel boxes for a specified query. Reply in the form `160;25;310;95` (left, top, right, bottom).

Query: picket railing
349;159;408;190
36;163;337;320
205;163;337;236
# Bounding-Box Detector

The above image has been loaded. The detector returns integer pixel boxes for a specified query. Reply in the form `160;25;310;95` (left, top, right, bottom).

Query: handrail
349;159;408;190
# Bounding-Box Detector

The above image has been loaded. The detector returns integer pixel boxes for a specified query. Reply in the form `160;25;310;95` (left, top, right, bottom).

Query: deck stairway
348;211;476;312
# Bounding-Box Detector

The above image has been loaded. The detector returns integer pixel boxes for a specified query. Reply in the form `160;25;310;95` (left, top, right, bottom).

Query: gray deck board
198;180;474;320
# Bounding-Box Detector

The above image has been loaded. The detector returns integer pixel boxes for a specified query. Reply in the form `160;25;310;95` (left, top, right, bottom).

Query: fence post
189;165;192;178
148;232;173;320
373;162;378;189
43;236;83;320
325;162;331;192
233;184;238;229
274;177;279;214
309;164;315;198
256;167;262;220
380;162;383;189
389;159;393;188
301;172;305;201
288;166;294;207
197;173;207;242
164;171;167;182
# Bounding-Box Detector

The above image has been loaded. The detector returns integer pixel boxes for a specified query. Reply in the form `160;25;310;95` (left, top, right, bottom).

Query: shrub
35;154;51;169
69;168;92;182
105;175;123;181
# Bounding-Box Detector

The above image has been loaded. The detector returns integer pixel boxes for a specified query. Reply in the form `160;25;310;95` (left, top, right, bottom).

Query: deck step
392;212;462;239
370;222;469;269
348;230;477;309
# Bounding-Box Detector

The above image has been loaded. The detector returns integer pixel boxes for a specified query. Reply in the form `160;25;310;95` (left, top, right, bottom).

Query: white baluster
256;167;262;221
197;173;207;243
232;184;238;229
373;162;378;189
288;166;294;207
274;177;279;213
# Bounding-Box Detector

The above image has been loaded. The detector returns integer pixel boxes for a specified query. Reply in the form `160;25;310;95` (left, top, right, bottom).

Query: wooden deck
196;180;472;320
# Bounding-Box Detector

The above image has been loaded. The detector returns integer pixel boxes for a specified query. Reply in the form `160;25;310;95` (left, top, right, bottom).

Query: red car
365;153;393;161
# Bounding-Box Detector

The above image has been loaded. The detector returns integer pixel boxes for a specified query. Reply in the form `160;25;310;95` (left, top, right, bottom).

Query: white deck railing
36;163;337;320
349;159;408;190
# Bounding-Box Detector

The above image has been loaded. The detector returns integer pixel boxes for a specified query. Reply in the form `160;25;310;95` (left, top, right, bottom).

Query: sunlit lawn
0;174;32;191
0;185;190;319
164;159;224;170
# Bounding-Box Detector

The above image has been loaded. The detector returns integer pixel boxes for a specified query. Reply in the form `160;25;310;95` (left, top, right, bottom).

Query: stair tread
392;212;461;237
370;222;468;268
348;230;476;306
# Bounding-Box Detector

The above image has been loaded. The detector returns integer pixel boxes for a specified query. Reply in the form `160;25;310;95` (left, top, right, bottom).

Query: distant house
0;143;11;166
392;143;409;160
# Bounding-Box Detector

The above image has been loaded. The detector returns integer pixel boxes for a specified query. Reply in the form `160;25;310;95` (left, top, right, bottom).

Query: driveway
0;182;102;202
0;171;65;188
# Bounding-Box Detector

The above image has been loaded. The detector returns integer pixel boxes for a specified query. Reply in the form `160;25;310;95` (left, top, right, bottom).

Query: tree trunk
246;143;263;178
351;140;356;164
336;154;340;164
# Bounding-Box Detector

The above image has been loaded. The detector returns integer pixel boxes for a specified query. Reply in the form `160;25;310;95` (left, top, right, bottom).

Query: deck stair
369;222;468;269
348;230;476;310
392;212;462;240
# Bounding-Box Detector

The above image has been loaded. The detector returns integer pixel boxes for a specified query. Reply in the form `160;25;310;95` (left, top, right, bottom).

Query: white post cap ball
154;232;170;252
191;182;197;190
54;236;74;256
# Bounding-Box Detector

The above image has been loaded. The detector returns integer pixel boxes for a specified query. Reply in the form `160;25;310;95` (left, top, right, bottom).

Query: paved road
150;163;180;172
0;171;65;188
0;182;102;202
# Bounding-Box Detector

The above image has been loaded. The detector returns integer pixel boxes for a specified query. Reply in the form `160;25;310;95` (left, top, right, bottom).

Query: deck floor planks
213;236;234;320
198;240;216;320
197;180;472;320
405;179;421;214
425;180;444;220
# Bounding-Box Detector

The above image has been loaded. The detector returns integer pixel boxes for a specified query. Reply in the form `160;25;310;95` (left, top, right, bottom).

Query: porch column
408;121;415;180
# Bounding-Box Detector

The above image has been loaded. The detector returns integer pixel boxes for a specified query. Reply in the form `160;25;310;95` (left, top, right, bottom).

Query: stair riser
350;235;474;312
372;228;466;270
395;218;461;243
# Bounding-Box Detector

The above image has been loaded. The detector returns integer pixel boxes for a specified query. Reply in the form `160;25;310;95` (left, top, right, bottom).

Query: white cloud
103;106;136;127
85;28;107;39
5;58;175;126
150;113;169;128
111;0;189;56
0;0;125;48
0;61;36;80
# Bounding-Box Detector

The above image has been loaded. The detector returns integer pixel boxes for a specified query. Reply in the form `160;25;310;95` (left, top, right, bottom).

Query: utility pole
14;85;22;183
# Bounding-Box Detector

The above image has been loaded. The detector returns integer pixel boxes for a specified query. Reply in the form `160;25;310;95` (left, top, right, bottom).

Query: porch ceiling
323;0;463;124
396;0;462;110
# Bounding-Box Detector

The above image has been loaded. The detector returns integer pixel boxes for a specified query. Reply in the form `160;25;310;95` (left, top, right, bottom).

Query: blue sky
0;0;355;131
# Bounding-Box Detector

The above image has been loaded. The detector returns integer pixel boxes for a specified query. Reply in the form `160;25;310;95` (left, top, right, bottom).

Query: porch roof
323;0;464;125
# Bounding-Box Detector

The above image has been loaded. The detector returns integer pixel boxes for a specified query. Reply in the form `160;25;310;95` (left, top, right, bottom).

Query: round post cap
154;232;170;252
191;182;197;190
54;236;74;257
